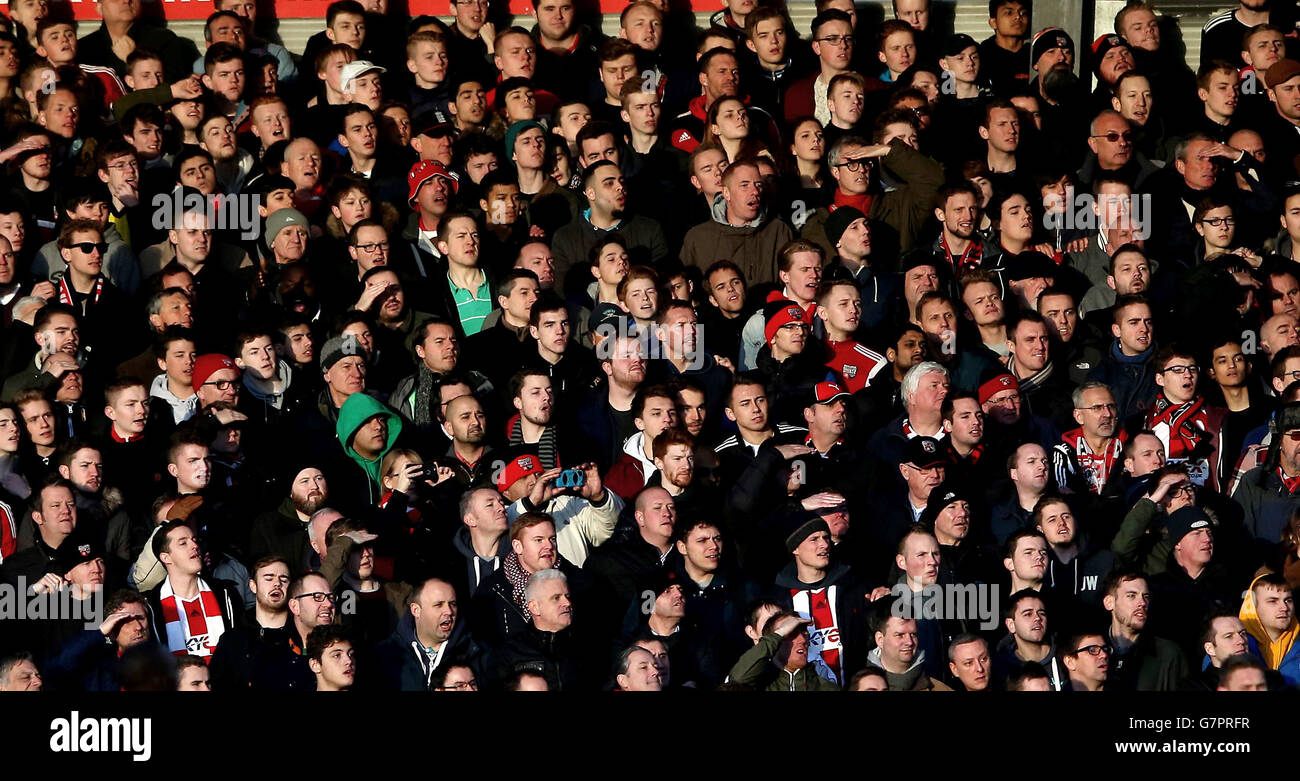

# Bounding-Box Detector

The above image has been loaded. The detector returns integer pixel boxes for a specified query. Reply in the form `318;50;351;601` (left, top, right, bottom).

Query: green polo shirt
449;269;491;336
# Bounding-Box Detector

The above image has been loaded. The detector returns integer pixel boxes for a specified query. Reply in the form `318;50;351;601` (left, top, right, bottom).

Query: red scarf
1280;466;1300;495
832;190;872;215
158;577;225;660
57;275;103;309
939;234;983;278
1146;395;1208;460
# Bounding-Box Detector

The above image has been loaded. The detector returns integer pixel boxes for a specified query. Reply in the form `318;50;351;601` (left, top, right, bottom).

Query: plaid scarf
158;576;225;659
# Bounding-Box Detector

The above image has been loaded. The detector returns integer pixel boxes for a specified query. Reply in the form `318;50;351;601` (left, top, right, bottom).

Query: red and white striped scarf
57;274;103;310
791;586;842;685
159;577;225;660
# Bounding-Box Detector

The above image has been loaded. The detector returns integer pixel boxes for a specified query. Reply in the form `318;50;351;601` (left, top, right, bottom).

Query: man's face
806;398;848;440
60;447;102;493
701;52;741;100
1199;69;1238;119
495;33;537;79
896;532;941;585
1007;321;1050;375
934;500;970;543
1209;343;1248;392
61;228;104;279
918;299;957;347
170;444;211;492
1073;386;1117;439
513;520;558;572
251;101;290;147
413;580;458;644
1038;294;1077;342
939;192;978;240
621;5;662;51
1123;433;1165;477
291;575;336;628
1106;577;1150;631
528;308;568;357
949;640;989;690
445;396;486;445
1155;355;1199;405
908;369;948;416
879;29;916;74
723;164;763;222
178;155;217;195
831;142;870;195
514;375;554;425
0;658;43;690
1248;30;1286;72
942;45;979;84
1108;251;1150;296
0;213;25;256
1088;113;1133;169
1264;315;1300;357
204;58;245;103
106;385;149;435
876;617;918;666
599;54;639;101
781;251;821;302
327;11;365;48
748;17;786;65
726;383;768;433
793;529;832;571
313;640;355;689
1036;501;1076;547
37;23;76;65
283;140;322;190
1035;45;1071;72
528;576;573;629
1118;7;1158;51
352;415;388;457
690;148;727;195
992;1;1029;37
944;397;984;446
454;0;488;32
982;106;1019;153
677;524;721;574
618;648;662;691
453;82;487;127
1007;536;1049;582
466;489;508;534
1007;596;1047;643
1111;303;1152;355
810;18;854;72
707;267;746;315
1176;139;1219;190
829;81;864;124
962;281;1003;328
1207;616;1250;662
621;91;660;136
817;283;861;335
252;561;291;612
1097;43;1133;85
1066;634;1109;684
40;89;79;139
1195;205;1234;250
534;0;574;41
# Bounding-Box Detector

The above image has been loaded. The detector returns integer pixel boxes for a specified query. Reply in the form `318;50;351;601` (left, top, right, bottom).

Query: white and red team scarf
56;275;103;311
902;419;947;440
1060;427;1127;494
159;577;226;660
825;339;886;393
1146;395;1215;488
791;586;842;685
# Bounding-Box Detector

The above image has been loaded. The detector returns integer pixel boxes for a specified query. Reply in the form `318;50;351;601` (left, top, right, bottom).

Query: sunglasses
1090;131;1134;143
70;242;108;255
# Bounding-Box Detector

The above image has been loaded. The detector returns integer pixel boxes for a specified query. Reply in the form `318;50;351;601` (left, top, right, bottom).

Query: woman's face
0;408;20;454
711;98;749;141
791;120;824;162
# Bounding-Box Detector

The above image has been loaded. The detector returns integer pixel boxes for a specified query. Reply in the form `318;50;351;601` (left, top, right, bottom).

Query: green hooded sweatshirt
336;393;403;503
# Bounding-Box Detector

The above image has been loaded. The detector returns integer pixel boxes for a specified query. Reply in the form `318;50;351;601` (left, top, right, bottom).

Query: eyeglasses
1159;364;1199;375
294;592;337;603
1199;217;1235;227
1090;131;1134;143
1170;482;1196;496
71;242;108;255
1077;402;1117;413
1282;370;1300;383
816;35;854;47
1072;643;1112;656
354;241;389;253
987;393;1021;406
202;379;237;391
833;157;869;172
438;680;478;690
107;161;139;171
1283;429;1300;442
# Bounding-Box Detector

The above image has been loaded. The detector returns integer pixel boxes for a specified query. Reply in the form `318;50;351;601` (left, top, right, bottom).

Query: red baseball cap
497;454;544;493
811;381;850;405
407;160;458;207
192;354;238;393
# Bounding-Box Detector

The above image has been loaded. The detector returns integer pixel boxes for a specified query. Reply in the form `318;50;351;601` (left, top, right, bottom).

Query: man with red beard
1145;345;1225;490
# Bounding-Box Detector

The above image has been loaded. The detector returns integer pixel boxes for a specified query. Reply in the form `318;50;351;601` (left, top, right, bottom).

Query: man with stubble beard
209;555;301;690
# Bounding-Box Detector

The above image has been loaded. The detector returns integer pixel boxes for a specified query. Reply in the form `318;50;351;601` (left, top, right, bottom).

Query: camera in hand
554;468;585;489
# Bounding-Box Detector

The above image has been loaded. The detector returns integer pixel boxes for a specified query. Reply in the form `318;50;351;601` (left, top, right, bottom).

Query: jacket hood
1239;571;1300;669
866;646;928;686
708;190;766;229
336;393;402;487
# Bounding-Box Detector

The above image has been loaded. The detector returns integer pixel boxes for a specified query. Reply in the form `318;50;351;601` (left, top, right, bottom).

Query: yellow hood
1239;572;1300;669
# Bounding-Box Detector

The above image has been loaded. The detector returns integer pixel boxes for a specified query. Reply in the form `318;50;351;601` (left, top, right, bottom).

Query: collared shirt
448;268;491;336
